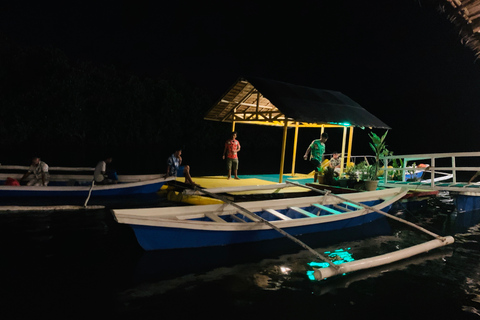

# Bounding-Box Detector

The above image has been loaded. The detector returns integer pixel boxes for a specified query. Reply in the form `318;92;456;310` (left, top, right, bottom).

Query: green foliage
353;161;370;181
323;166;335;185
344;164;358;181
367;131;389;180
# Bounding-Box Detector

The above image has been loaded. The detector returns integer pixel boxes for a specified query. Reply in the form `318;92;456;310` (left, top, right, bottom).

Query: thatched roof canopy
205;77;390;129
441;0;480;56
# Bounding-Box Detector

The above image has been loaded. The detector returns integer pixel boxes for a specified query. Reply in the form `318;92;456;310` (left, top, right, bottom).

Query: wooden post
279;120;288;183
347;126;354;166
291;123;299;176
452;156;456;183
232;106;236;132
340;126;347;176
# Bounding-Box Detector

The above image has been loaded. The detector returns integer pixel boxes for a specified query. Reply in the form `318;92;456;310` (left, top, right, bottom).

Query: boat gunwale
0;176;175;193
113;187;407;231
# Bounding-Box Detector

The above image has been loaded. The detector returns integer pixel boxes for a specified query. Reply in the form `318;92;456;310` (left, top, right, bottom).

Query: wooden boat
0;165;174;197
113;187;408;251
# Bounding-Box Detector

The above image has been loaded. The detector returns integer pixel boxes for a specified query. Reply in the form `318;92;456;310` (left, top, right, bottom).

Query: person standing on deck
167;148;196;185
304;132;329;183
21;157;49;186
223;131;241;180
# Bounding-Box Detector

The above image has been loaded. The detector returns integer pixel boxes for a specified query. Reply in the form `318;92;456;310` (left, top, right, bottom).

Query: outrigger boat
114;185;455;280
113;187;408;251
0;165;174;198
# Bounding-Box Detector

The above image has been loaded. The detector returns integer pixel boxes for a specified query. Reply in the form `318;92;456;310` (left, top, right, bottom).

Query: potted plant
365;131;389;190
323;166;335;185
343;163;358;188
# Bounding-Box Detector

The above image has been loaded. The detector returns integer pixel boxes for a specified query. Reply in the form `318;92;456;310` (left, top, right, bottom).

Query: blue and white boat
0;165;174;198
113;187;408;251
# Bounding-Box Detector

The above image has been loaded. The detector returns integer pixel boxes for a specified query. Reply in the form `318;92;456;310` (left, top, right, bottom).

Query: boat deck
176;173;315;196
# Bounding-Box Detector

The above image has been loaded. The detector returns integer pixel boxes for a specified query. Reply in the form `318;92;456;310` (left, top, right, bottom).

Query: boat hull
454;193;480;213
0;177;173;198
130;210;386;250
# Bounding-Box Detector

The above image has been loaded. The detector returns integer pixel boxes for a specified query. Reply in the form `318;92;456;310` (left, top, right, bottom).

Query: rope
194;187;339;268
83;180;95;208
286;181;448;242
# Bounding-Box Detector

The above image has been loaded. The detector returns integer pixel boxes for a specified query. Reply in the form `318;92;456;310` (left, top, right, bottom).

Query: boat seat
230;214;247;222
312;203;343;215
205;213;226;223
332;204;351;212
289;206;318;218
341;201;363;210
264;209;292;220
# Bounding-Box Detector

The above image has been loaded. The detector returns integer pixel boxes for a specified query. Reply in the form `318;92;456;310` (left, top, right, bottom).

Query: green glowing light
328;122;351;127
306;248;355;281
306;270;316;281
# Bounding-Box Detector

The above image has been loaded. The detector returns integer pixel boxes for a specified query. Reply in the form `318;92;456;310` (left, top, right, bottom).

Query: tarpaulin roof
205;77;390;129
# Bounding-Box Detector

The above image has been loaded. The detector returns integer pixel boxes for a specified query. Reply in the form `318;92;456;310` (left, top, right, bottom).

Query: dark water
1;194;479;320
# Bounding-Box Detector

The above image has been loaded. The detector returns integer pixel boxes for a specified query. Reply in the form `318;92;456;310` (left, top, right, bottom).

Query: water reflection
2;192;480;319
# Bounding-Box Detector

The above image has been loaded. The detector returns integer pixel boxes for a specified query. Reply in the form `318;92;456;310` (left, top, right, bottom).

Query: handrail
380;151;480;187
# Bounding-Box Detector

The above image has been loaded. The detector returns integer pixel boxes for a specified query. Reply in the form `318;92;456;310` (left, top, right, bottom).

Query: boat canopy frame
205;77;391;182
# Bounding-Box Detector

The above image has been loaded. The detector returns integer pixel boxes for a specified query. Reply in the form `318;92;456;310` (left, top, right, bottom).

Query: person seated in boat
94;157;117;185
329;152;342;177
167;148;196;186
304;132;328;183
21;157;50;186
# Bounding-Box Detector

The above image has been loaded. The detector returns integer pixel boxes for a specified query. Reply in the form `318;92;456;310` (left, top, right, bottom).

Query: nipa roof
441;0;480;57
205;77;390;129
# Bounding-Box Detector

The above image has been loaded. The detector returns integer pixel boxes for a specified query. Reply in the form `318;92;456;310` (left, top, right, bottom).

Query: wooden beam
279;120;288;183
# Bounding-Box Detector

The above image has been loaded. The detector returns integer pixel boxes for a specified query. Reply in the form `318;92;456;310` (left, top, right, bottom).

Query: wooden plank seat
341;201;364;210
333;204;352;212
264;209;292;220
289;206;318;218
230;214;247;223
205;213;226;223
312;203;343;215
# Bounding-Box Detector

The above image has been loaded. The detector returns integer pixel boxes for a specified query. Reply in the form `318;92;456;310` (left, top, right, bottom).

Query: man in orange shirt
223;131;241;180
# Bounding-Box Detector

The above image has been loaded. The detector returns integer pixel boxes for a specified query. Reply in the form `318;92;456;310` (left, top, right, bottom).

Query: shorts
226;158;239;170
310;159;321;172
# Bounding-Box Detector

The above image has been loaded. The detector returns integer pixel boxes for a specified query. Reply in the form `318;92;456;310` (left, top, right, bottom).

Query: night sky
1;0;480;159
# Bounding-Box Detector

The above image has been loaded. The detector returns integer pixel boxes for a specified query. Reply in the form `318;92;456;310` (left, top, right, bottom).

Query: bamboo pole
315;236;454;280
279;120;288;183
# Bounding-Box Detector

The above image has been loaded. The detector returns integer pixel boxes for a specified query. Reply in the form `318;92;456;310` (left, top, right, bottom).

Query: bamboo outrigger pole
286;181;454;280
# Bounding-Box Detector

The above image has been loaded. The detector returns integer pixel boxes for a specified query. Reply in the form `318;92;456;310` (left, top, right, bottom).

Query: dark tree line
0;37;230;173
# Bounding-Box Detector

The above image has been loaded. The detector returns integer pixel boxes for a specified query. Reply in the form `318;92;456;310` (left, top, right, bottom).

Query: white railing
380;152;480;188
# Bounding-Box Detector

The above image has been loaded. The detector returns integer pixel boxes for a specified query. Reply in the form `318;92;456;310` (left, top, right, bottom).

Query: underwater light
280;266;292;274
306;248;355;281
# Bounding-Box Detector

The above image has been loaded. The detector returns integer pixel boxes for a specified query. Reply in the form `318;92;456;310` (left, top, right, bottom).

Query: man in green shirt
304;132;329;183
